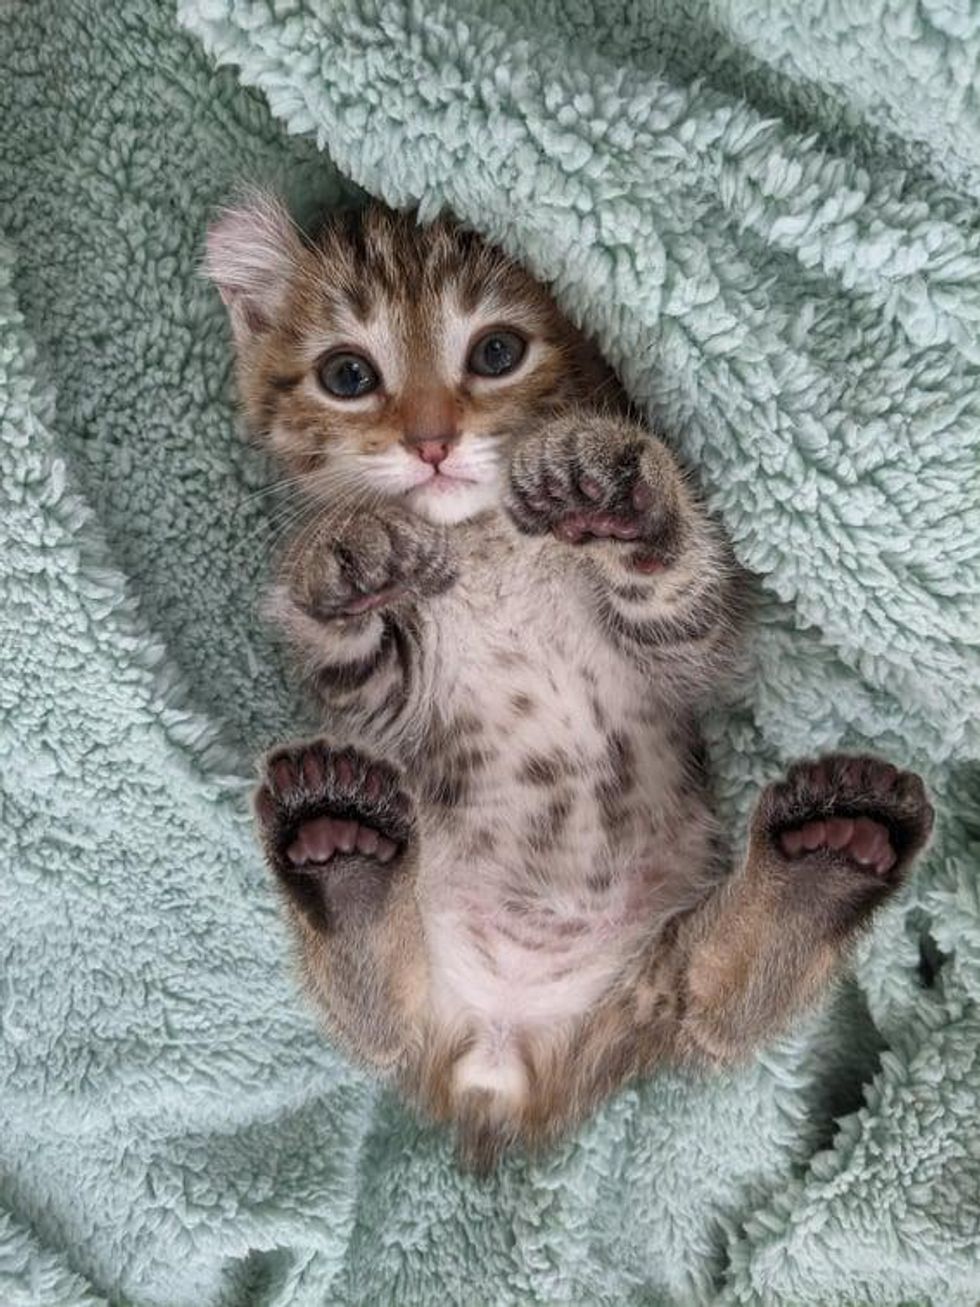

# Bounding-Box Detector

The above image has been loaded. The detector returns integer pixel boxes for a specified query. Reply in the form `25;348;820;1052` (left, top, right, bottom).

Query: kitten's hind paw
755;753;934;928
255;740;415;930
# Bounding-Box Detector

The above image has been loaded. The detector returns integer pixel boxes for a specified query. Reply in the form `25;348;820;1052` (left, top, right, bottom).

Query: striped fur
209;198;934;1169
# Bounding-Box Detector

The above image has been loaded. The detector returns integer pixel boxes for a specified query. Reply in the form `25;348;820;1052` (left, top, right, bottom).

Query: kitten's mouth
422;470;477;492
408;468;480;495
400;465;499;524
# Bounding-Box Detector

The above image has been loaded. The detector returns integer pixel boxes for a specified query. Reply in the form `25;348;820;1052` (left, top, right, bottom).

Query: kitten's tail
451;1039;529;1175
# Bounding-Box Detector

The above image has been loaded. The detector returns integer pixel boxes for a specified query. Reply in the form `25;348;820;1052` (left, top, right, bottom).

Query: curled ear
204;191;303;342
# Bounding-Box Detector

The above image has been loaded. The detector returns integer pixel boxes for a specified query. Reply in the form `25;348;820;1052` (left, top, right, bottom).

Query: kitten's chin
403;478;500;525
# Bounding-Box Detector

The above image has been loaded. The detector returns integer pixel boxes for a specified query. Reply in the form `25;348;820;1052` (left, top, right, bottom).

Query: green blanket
2;1;978;1302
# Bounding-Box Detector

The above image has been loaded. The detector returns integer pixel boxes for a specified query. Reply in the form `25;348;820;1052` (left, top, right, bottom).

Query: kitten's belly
424;867;656;1028
416;569;708;1033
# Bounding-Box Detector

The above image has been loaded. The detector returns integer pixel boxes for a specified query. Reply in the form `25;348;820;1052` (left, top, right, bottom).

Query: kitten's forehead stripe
317;208;550;342
343;281;373;324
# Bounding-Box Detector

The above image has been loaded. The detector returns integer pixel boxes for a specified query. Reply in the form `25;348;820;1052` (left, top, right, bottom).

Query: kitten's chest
429;525;631;746
419;521;683;831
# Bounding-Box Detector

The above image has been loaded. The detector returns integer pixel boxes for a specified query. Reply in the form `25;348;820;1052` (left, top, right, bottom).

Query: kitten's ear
204;193;302;343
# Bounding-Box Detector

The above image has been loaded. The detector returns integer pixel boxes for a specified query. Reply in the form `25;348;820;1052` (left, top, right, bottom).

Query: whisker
235;471;323;508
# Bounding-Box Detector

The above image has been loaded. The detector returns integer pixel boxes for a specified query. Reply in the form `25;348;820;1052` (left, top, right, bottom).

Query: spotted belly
424;852;666;1030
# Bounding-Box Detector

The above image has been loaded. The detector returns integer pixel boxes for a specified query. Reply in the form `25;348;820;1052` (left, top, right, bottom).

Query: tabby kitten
206;195;934;1169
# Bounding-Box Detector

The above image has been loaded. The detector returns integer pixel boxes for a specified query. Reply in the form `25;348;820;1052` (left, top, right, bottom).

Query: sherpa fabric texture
1;0;978;1303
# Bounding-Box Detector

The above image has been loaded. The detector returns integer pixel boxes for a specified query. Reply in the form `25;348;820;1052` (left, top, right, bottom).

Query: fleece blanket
1;1;978;1303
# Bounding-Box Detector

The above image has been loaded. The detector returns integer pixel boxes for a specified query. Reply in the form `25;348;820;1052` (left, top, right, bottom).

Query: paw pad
765;752;933;881
255;740;412;872
506;416;682;566
779;815;895;876
286;815;399;866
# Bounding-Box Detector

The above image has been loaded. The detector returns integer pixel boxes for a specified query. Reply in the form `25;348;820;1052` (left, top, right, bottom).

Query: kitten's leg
255;738;426;1067
506;410;742;694
669;753;934;1062
266;507;456;726
547;754;933;1134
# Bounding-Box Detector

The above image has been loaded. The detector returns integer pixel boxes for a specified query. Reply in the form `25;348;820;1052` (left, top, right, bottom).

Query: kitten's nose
401;388;458;466
414;439;452;466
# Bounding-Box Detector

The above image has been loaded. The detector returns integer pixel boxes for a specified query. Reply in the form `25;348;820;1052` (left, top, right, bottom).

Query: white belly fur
411;544;712;1100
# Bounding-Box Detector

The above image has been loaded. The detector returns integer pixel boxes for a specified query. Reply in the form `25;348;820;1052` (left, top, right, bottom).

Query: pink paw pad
339;583;404;617
779;815;896;876
287;816;398;866
631;551;666;574
554;510;642;543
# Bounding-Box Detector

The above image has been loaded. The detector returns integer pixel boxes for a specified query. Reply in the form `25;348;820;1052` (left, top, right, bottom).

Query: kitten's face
206;197;621;524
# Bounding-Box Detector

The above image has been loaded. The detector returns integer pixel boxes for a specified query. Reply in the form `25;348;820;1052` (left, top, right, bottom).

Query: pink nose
415;440;451;466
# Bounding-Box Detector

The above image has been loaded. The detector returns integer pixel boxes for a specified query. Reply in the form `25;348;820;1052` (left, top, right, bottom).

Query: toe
301;750;325;790
780;828;805;857
824;816;854;850
896;769;928;809
332;819;358;853
271;758;297;793
554;515;588;543
800;820;827;850
872;761;898;789
254;786;276;827
362;767;383;802
848;817;892;870
876;846;898;876
355;825;380;855
376;836;398;863
631;480;654;511
294;816;340;864
608;516;641;540
806;761;828;794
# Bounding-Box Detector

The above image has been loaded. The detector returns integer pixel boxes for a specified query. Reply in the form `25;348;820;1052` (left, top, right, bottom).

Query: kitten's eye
467;329;527;378
317;352;380;399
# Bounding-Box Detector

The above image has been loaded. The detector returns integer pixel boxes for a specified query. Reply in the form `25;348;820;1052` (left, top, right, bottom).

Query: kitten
206;195;934;1170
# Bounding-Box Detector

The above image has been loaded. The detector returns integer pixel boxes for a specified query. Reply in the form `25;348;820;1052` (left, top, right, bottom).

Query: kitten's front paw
755;754;934;923
284;509;456;623
255;739;415;930
506;412;686;572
